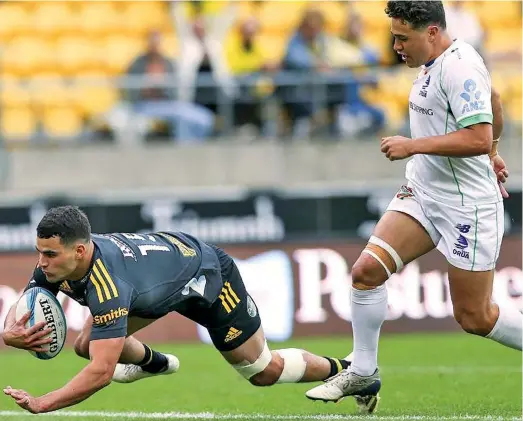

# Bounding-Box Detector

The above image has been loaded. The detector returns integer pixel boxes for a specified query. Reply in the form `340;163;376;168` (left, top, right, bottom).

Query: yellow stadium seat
351;1;389;30
236;1;257;21
258;2;307;35
55;37;101;76
0;4;30;40
476;1;521;29
102;35;145;75
161;32;179;59
257;34;287;63
323;2;348;35
2;37;55;77
77;2;120;35
121;2;170;34
506;96;522;122
485;28;522;54
32;2;77;36
29;74;72;109
1;107;37;141
0;79;32;108
42;107;83;139
71;81;119;117
490;71;509;98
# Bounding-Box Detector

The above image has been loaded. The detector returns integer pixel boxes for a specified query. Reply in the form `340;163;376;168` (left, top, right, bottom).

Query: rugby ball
15;287;67;360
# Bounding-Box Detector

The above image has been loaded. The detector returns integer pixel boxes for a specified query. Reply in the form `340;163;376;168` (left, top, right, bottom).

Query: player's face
391;18;433;68
36;236;83;283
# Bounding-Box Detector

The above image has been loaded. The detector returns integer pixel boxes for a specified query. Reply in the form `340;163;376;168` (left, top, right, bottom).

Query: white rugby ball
15;287;67;360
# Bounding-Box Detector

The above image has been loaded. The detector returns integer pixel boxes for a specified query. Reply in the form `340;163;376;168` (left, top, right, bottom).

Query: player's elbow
467;125;492;155
90;363;114;388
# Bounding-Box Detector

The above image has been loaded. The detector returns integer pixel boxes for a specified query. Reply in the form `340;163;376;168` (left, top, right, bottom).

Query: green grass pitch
0;333;521;421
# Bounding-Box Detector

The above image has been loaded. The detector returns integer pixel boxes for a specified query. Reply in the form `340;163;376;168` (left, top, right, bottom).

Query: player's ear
427;25;439;42
75;243;87;259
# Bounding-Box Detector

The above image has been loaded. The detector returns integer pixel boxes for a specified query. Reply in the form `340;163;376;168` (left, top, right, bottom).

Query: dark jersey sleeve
86;274;134;341
24;266;60;296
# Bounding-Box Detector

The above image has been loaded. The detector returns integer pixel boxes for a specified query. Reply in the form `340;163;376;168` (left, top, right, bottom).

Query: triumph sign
0;237;521;347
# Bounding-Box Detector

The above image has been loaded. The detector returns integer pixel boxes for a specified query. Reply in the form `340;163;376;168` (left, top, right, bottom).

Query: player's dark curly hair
385;1;446;30
37;205;91;245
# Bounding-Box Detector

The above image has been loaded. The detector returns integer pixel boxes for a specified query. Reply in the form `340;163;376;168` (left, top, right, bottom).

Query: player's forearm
491;88;504;141
2;303;17;332
37;362;112;413
411;128;491;157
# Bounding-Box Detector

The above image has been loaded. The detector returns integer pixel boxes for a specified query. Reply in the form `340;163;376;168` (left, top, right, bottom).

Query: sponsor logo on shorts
247;296;257;318
453;224;471;259
396;185;414;200
93;307;129;325
224;326;242;343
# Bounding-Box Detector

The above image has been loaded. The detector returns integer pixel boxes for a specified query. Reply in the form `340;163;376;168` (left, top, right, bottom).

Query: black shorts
176;245;262;352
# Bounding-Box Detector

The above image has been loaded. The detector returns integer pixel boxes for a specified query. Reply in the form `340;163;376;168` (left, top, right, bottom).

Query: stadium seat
29;74;71;109
476;1;521;29
32;2;77;36
71;81;119;117
77;2;120;35
121;2;170;35
322;2;348;35
485;28;522;54
1;107;37;141
258;2;307;35
160;31;179;59
102;35;146;75
2;37;55;77
0;4;30;40
256;33;288;63
0;79;32;109
55;36;101;76
41;107;84;139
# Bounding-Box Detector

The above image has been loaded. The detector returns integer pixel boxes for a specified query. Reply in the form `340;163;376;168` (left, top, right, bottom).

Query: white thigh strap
369;235;404;272
232;341;272;380
274;348;306;383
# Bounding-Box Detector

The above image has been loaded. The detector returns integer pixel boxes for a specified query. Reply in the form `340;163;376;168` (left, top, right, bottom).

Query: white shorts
386;183;504;272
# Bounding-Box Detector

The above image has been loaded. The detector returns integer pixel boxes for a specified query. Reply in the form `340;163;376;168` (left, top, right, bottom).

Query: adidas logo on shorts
224;327;243;343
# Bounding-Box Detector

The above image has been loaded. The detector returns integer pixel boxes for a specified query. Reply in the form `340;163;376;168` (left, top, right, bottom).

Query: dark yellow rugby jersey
25;232;224;340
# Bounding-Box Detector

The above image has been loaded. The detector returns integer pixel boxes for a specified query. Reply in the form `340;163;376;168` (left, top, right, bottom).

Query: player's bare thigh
448;265;499;335
353;210;436;289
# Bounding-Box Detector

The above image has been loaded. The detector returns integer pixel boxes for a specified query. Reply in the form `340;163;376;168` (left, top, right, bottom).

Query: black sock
324;357;351;379
139;344;168;373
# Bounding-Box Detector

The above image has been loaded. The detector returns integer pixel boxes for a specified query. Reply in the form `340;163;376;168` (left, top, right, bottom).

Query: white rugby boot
308;352;381;415
112;354;180;384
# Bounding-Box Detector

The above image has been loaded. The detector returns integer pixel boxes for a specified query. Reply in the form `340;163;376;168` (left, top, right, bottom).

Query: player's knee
249;353;284;387
235;344;307;387
454;306;496;336
73;334;90;359
352;236;404;289
352;256;387;289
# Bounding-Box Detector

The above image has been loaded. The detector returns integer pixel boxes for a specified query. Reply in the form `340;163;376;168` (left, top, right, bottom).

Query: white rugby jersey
406;39;501;206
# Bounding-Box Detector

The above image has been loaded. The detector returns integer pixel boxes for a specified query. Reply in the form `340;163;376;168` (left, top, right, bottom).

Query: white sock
350;285;388;376
486;305;522;351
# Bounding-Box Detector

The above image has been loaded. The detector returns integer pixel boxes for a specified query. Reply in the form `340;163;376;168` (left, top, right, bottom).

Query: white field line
0;412;521;421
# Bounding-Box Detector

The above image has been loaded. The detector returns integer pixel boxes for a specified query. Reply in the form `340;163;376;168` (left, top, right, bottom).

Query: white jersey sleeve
442;51;493;129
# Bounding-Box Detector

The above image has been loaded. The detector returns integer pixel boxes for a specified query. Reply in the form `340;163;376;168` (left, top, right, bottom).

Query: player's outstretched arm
5;337;125;413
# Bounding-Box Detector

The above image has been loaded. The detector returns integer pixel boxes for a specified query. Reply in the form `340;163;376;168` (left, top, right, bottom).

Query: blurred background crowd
0;0;520;147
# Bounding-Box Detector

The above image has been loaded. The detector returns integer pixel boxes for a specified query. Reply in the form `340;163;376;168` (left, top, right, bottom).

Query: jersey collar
423;38;458;70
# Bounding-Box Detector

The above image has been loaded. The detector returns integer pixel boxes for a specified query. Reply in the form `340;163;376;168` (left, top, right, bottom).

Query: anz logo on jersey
460;79;485;114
